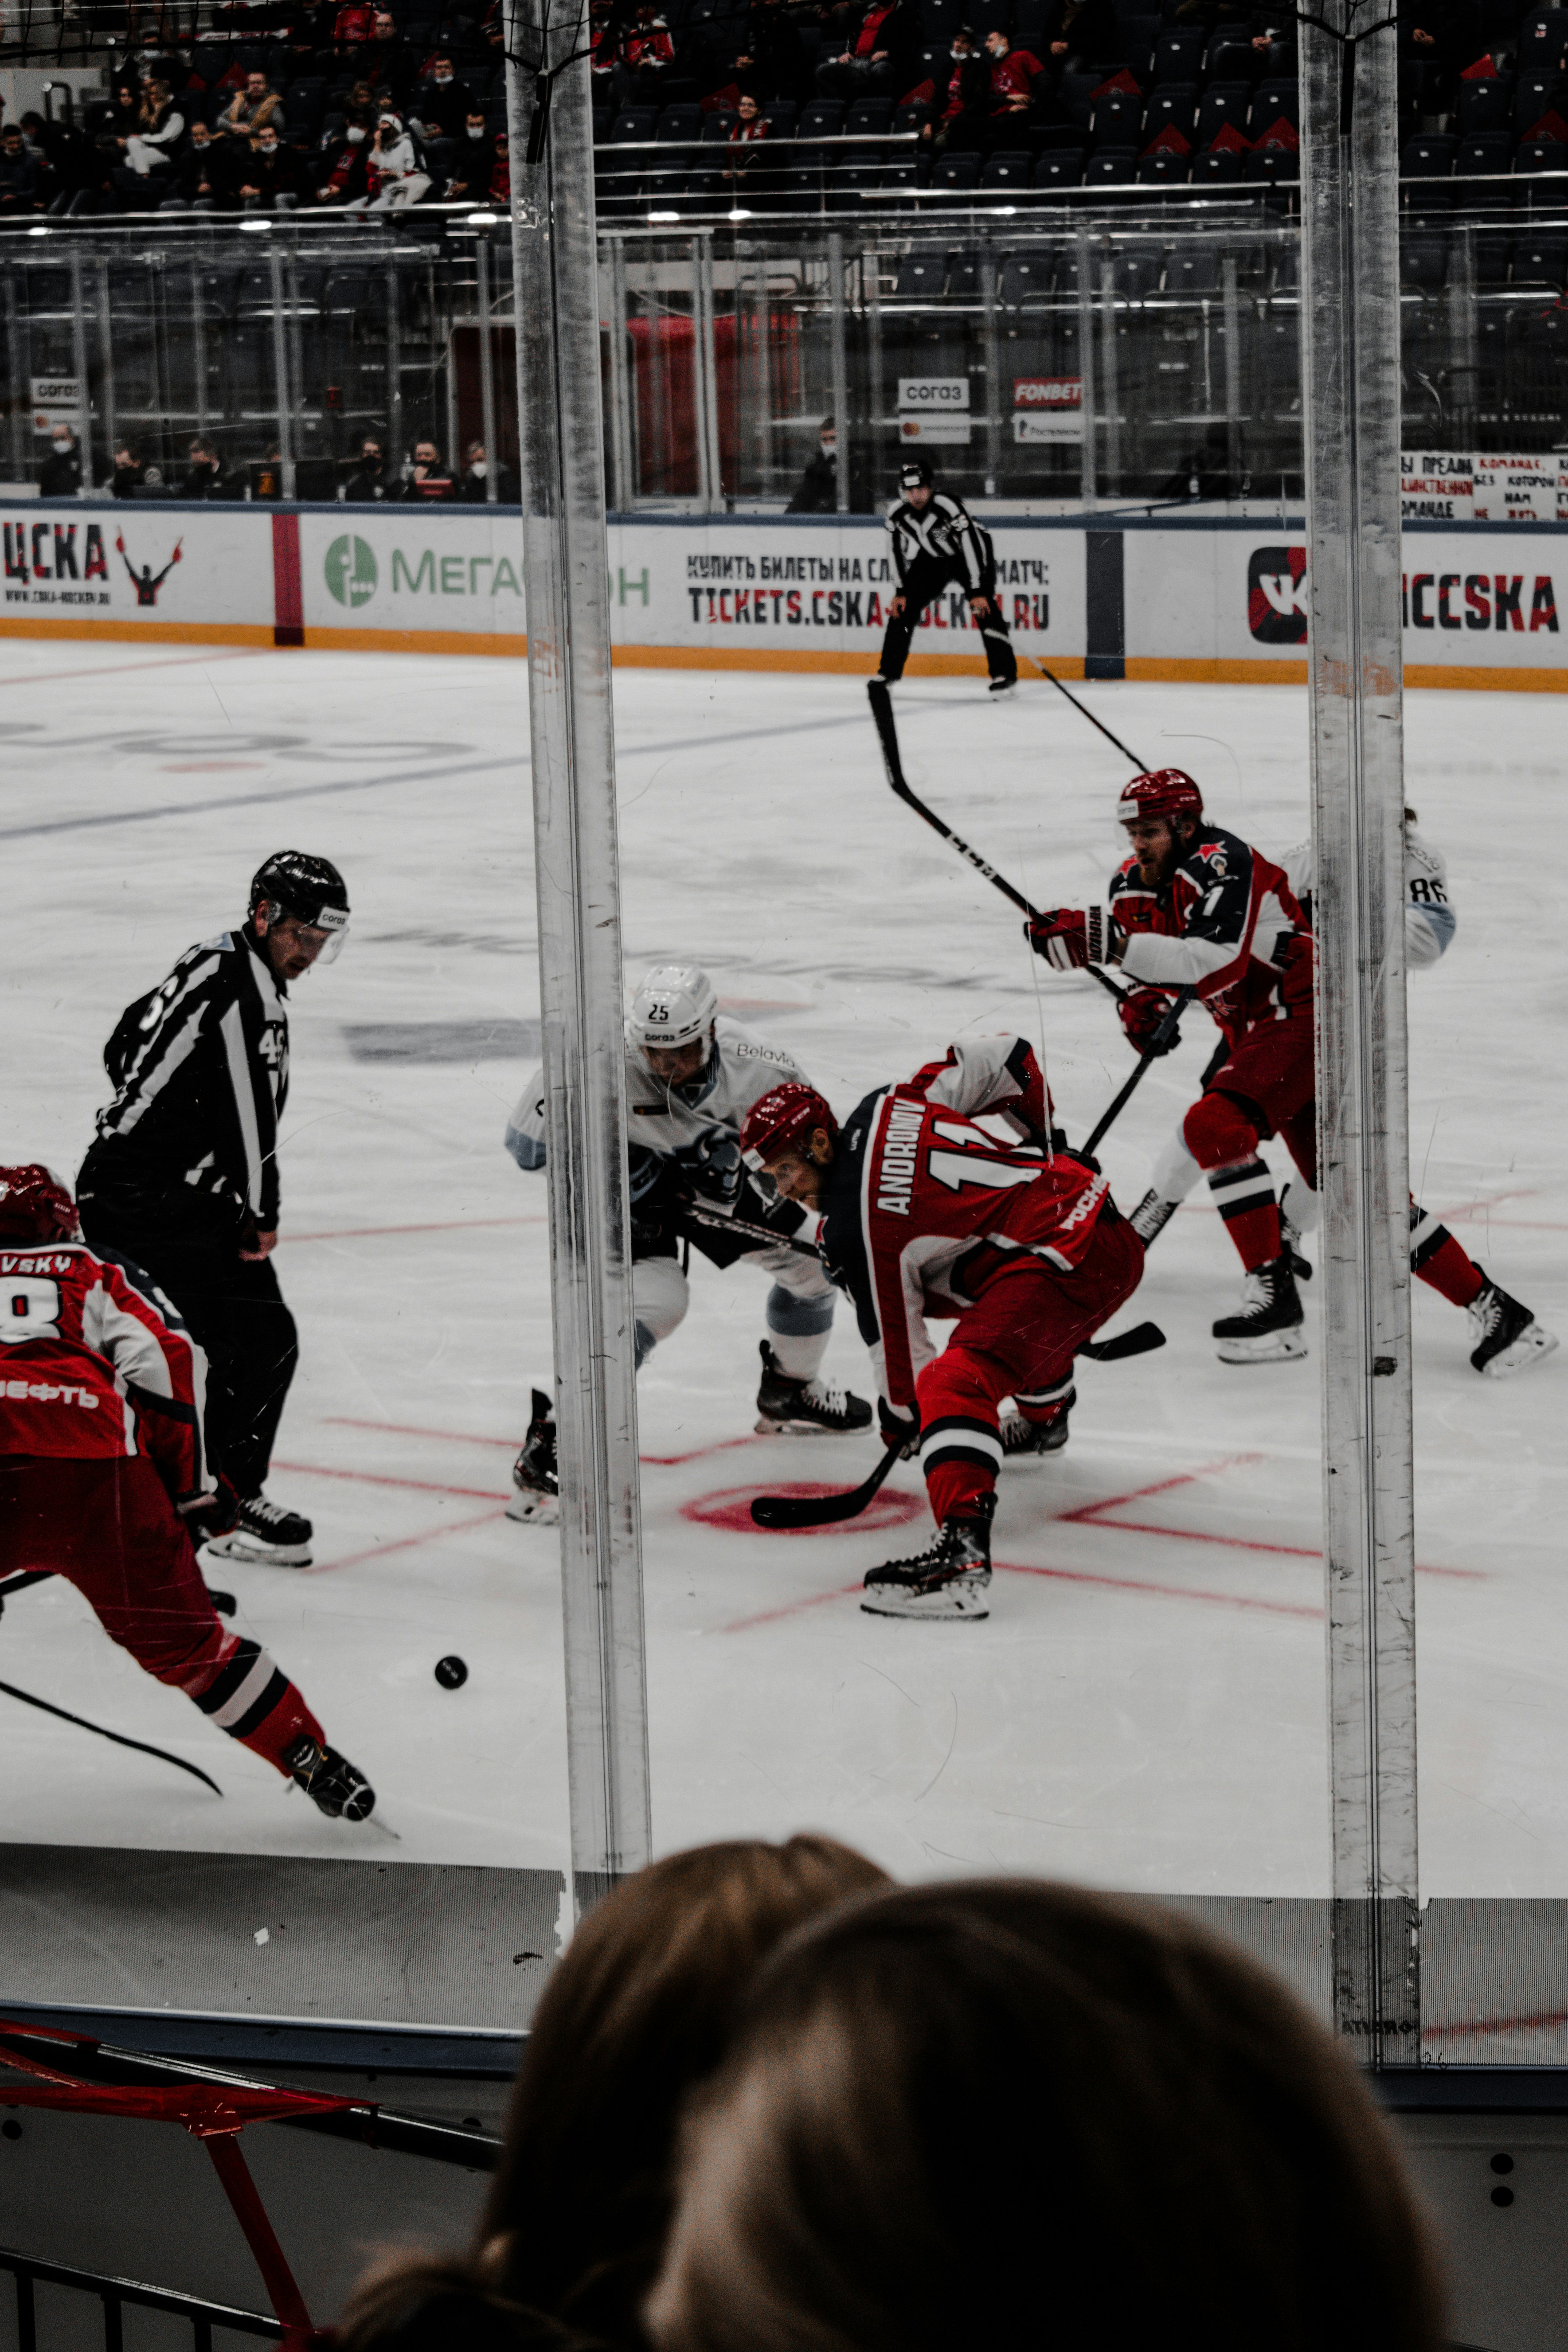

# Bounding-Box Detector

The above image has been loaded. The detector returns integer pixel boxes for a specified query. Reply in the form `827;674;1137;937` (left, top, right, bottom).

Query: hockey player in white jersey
1128;813;1556;1379
503;964;871;1521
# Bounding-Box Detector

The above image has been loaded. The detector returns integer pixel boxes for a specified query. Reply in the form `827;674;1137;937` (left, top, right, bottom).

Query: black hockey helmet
250;851;351;962
898;455;934;489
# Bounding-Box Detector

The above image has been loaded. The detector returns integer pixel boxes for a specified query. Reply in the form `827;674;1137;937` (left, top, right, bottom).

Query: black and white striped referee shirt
91;928;289;1234
885;491;990;590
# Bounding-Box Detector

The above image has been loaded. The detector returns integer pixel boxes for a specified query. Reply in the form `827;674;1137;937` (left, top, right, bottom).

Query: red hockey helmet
1117;768;1203;828
0;1164;81;1243
739;1082;837;1172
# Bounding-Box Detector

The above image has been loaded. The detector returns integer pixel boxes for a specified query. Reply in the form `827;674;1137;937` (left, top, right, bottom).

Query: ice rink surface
2;642;1564;1904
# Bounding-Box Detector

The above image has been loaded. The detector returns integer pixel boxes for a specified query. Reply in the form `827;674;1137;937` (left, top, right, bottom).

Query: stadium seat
657;102;704;140
893;101;929;134
610;106;660;141
1401;132;1455;177
1137;150;1188;185
1151;27;1202;81
1165;246;1221;295
1459;77;1513;137
1196;82;1249;147
1059;70;1099;125
934;149;980;190
1190;147;1243;185
846;95;894;133
1085;145;1137;183
1118;12;1159;75
1000;250;1052;304
1092;86;1143;143
760;101;797;135
1143;82;1195;141
1244;145;1298;185
981;149;1033;191
1473;231;1510;284
1455;132;1515;207
1517;10;1568;69
1204;32;1253;78
1517;134;1568;174
1034;147;1085;187
796;99;847;139
893;250;948;297
702;109;736;140
946;247;982;297
1120;243;1163;297
1249;79;1299;136
1402;231;1449;292
1511;231;1568;285
1515;70;1564;129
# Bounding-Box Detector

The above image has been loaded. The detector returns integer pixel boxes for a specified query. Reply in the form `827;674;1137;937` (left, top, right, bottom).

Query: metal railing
0;2247;282;2350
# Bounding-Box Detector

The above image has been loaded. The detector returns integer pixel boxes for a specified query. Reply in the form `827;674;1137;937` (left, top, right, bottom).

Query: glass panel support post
1075;223;1096;512
95;263;117;476
1448;223;1477;452
828;229;849;513
189;254;208;444
981;242;1001;496
1098;250;1119;502
505;0;653;1917
67;247;91;489
475;231;500;502
5;266;25;482
386;262;403;481
605;232;635;509
692;231;722;511
266;242;295;499
1301;0;1419;2069
1222;250;1242;503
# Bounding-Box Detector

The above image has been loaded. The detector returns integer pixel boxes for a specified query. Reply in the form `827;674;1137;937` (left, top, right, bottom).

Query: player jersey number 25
3;1276;61;1342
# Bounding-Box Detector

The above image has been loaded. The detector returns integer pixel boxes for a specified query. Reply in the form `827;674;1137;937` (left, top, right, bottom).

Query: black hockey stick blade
751;1439;904;1531
680;1199;822;1259
1080;1320;1165;1361
868;681;1127;1005
1024;658;1149;772
0;1678;223;1795
1080;987;1195;1160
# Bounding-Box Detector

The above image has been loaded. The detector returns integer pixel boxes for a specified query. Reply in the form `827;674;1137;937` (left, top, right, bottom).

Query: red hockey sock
185;1633;325;1777
1410;1202;1485;1309
1184;1096;1280;1272
917;1349;1003;1525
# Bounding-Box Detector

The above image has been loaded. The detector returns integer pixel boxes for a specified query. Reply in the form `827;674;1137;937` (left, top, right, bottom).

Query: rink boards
1;502;1565;690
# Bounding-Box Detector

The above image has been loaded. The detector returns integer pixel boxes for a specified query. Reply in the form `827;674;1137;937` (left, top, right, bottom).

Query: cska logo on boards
2;523;181;610
1247;545;1308;644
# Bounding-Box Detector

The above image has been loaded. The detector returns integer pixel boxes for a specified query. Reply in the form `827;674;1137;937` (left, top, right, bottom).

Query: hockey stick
868;680;1128;1008
1081;1320;1165;1361
679;1199;822;1259
1022;658;1150;772
0;1678;222;1795
751;1438;903;1531
1080;988;1194;1160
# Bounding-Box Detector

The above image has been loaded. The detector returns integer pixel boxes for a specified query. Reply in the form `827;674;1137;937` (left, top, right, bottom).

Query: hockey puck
434;1655;468;1690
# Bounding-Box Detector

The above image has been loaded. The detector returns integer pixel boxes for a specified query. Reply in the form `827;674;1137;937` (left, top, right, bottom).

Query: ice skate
204;1493;313;1567
1130;1188;1178;1247
1001;1404;1072;1461
1279;1210;1313;1284
987;675;1017;695
862;1496;993;1621
1467;1275;1560;1378
507;1388;560;1523
1212;1257;1307;1364
285;1734;375;1821
754;1341;873;1436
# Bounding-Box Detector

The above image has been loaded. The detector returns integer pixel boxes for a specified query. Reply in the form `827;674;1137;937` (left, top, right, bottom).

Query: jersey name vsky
875;1102;925;1214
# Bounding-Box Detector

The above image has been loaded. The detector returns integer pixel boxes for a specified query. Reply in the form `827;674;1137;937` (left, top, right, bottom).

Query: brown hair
336;1837;888;2352
648;1879;1446;2352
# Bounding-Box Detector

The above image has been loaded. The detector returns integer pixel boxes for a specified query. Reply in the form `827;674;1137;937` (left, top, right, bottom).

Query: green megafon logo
325;534;378;609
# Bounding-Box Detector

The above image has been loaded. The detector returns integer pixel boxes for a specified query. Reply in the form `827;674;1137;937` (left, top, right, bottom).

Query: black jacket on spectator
1039;0;1120;68
399;462;459;503
0;147;42;207
411;72;477;136
39;442;83;496
106;457;146;498
235;143;304;201
176;137;239;202
786;449;837;513
180;456;243;500
343;460;395;501
460;461;520;501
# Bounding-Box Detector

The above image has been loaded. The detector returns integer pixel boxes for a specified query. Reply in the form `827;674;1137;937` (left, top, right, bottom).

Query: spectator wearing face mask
181;437;242;499
316;114;371;203
916;29;988;150
440;108;494;199
236;121;304;207
786;416;838;514
399;439;458;502
409;53;476;180
814;0;917;99
489;127;511;206
343;435;394;500
172;119;235;207
460;440;520;502
39;423;82;497
357;109;431;208
103;442;145;497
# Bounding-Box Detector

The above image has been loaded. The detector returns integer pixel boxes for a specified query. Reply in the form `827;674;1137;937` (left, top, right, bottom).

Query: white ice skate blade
203;1530;313;1567
506;1489;560;1524
1214;1330;1309;1365
861;1579;992;1621
1479;1323;1560;1378
753;1414;866;1436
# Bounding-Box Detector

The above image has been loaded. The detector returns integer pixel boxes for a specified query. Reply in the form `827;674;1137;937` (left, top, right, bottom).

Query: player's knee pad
1182;1089;1262;1173
764;1280;834;1338
632;1256;688;1368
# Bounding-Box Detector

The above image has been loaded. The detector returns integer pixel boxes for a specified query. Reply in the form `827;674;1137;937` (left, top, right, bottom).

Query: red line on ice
322;1416;773;1469
287;1215;547;1242
272;1459;508;1503
718;1555;1321;1634
0;649;268;690
305;1504;512;1574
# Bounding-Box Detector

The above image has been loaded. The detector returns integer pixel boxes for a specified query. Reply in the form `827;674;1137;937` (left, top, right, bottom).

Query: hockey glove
878;1398;920;1459
177;1476;241;1543
1026;905;1121;971
1118;986;1181;1059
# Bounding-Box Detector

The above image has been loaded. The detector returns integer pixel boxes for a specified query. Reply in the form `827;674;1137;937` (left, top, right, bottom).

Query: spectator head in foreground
647;1879;1446;2352
336;1836;889;2352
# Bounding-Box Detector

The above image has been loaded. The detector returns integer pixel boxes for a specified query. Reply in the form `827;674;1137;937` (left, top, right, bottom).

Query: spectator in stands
172;120;235;207
724;90;770;189
983;27;1045;120
815;0;916;98
219;70;285;145
440;107;494;199
39;423;82;498
181;438;242;499
919;29;989;153
647;1880;1447;2352
613;2;679;109
109;78;185;203
335;1839;889;2352
35;110;97;213
409;52;476;180
786;417;838;512
460;439;520;500
399;438;458;501
0;124;43;212
331;0;375;45
363;10;417;102
1040;0;1120;72
102;78;142;144
16;109;46;160
236;120;304;206
343;435;394;500
743;0;814;103
489;125;511;205
103;442;145;498
314;114;371;202
357;109;431;207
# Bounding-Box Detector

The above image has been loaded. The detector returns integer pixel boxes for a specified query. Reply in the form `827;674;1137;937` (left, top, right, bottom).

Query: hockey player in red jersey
0;1165;374;1818
1029;770;1317;1363
739;1037;1144;1622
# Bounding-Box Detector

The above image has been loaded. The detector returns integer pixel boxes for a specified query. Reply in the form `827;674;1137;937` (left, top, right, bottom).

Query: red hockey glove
177;1476;241;1543
1026;904;1120;971
1118;986;1181;1059
878;1398;920;1459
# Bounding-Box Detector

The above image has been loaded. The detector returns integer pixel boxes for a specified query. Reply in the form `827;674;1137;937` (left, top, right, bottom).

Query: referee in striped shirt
77;852;349;1569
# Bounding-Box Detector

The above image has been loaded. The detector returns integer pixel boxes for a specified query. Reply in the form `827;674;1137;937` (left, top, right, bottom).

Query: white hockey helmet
628;964;719;1054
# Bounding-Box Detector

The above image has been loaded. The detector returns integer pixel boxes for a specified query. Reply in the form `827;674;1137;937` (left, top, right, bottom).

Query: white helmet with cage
628;964;719;1055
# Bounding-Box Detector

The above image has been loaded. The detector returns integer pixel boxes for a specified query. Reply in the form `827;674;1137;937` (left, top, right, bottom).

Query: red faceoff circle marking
681;1483;927;1537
